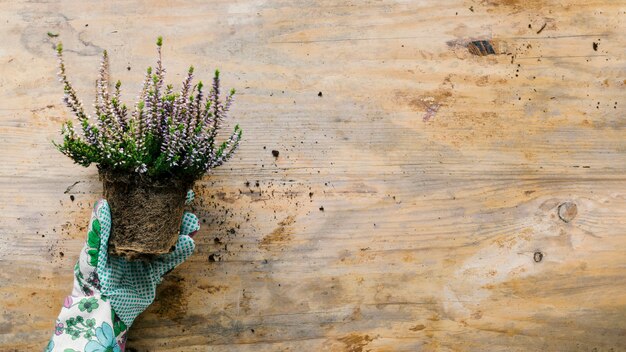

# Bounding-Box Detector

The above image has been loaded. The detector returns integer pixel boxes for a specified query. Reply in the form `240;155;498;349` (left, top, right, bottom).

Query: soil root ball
99;168;194;261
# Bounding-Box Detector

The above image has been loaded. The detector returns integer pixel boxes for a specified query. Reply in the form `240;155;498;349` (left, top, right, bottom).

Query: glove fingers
151;211;199;277
185;189;195;205
151;235;196;278
180;211;200;237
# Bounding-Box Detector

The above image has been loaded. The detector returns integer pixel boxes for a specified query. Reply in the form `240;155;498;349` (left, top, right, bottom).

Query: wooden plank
0;0;625;351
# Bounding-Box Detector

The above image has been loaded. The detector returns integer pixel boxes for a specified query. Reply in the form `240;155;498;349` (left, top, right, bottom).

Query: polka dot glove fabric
45;190;199;352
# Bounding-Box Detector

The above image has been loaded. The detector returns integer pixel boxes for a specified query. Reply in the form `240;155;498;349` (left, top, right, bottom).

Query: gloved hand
45;191;199;352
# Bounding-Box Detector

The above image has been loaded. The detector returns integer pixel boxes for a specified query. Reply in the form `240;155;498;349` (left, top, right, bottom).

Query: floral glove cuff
48;296;121;352
46;191;199;352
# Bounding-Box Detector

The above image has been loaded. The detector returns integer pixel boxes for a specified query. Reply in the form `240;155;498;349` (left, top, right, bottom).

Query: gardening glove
45;190;199;352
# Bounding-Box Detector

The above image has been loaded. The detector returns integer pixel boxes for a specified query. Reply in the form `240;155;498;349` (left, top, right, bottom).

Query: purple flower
87;271;100;290
87;271;101;290
118;331;127;351
54;322;64;335
63;296;73;308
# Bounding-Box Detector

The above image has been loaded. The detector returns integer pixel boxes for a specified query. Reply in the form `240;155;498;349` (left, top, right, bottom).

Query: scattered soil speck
536;23;547;34
64;181;81;194
318;91;323;97
271;150;279;158
592;42;599;51
70;195;75;202
319;206;324;211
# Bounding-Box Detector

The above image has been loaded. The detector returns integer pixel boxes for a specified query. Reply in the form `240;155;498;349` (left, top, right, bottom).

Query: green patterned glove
45;191;199;352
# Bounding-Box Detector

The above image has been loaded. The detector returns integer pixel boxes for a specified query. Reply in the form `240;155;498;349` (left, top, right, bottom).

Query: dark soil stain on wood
397;76;454;122
260;215;295;248
152;275;188;323
337;333;375;352
198;284;228;294
409;324;426;331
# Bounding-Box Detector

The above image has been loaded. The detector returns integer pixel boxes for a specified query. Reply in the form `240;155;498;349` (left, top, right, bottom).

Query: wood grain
0;0;625;351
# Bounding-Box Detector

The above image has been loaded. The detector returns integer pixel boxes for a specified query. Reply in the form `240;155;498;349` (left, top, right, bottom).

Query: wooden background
1;0;625;351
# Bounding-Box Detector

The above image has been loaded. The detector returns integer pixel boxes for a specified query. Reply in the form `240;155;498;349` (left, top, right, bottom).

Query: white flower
135;163;148;173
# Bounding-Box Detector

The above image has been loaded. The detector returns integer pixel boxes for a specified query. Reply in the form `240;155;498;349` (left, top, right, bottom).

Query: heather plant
53;37;242;180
